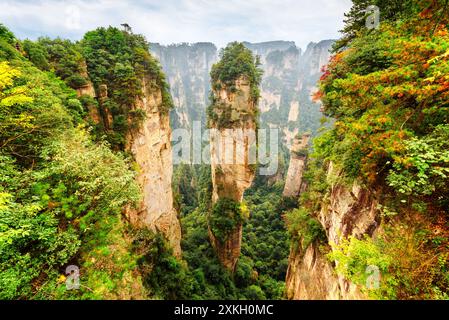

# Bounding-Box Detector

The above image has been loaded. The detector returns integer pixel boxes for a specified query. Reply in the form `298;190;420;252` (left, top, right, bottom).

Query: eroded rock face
286;244;340;300
245;40;333;147
150;42;218;129
286;162;380;300
125;77;182;258
209;77;257;271
75;61;101;124
75;61;96;98
283;133;310;197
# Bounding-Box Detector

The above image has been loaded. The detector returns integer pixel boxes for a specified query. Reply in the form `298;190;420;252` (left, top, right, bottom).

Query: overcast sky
0;0;352;50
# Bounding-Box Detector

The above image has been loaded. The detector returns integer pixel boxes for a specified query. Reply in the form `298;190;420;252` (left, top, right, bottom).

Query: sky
0;0;352;50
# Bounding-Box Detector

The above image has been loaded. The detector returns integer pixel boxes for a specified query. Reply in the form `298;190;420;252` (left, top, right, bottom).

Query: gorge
1;0;448;301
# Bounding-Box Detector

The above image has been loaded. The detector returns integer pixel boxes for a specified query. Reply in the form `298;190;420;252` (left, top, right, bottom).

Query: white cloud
0;0;352;50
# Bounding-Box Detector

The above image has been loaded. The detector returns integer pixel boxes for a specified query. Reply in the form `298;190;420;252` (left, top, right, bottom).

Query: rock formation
245;40;333;147
283;133;310;197
124;76;182;258
82;52;182;257
151;40;333;142
285;162;380;299
208;75;258;272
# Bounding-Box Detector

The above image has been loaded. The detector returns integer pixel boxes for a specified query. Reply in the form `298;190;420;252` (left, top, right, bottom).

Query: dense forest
1;0;449;301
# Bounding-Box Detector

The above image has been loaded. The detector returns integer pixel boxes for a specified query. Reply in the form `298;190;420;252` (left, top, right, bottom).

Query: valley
1;0;448;301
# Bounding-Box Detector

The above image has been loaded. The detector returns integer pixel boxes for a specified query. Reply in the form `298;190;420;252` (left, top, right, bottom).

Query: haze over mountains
150;40;333;147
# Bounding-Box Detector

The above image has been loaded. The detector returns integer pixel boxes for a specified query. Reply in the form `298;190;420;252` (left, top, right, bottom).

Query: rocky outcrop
150;42;217;129
124;77;182;258
286;243;341;300
74;61;102;124
283;133;310;197
208;76;258;271
75;60;96;98
286;162;381;300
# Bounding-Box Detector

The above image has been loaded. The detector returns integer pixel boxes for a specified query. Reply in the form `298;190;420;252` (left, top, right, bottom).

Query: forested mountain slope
286;0;449;299
0;25;144;299
0;24;185;299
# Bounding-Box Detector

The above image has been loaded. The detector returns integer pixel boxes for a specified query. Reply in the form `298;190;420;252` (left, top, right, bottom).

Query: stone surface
286;162;380;300
283;133;310;197
125;77;182;258
208;77;257;271
286;244;341;300
150;42;218;129
245;40;333;147
75;61;97;98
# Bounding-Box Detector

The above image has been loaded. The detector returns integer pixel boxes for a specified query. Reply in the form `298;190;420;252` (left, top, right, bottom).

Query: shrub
284;208;326;252
208;198;245;243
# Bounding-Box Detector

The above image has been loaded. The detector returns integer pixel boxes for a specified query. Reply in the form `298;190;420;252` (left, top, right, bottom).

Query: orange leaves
312;90;324;102
316;5;449;186
435;29;449;37
376;116;389;125
398;131;407;140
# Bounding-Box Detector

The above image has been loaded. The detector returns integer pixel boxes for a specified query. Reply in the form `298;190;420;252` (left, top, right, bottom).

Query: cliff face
74;61;102;124
150;42;217;129
286;162;380;299
245;40;333;147
209;77;257;271
283;133;310;197
151;40;333;141
124;77;182;257
244;41;301;146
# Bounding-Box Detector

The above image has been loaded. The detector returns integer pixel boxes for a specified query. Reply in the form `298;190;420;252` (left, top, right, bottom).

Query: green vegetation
20;26;173;150
328;220;449;300
327;235;392;299
387;124;449;199
285;208;326;252
242;182;292;285
0;26;142;299
82;27;172;111
161;166;289;300
316;0;449;189
208;198;247;243
208;42;263;129
132;228;196;299
81;27;172;149
306;0;449;299
22;37;88;89
0;22;293;302
210;42;262;102
333;0;416;51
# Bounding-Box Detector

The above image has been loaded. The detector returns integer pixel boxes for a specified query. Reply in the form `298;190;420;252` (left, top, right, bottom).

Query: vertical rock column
125;77;182;258
208;77;258;271
283;133;311;198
